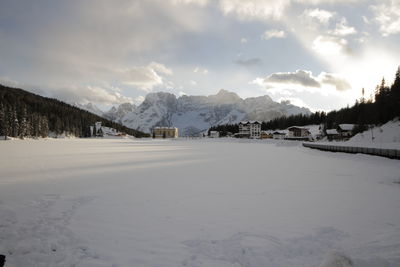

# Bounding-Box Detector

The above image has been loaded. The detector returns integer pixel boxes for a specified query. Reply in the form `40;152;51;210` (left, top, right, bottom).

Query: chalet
238;121;262;139
326;129;339;141
286;126;311;140
272;131;286;139
260;131;273;139
153;127;179;138
337;124;355;138
209;131;220;138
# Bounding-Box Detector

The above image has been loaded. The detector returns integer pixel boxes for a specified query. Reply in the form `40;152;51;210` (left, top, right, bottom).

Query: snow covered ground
0;138;399;267
345;119;400;149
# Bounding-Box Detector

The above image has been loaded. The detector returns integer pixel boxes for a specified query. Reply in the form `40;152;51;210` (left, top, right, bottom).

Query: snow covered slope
119;89;310;136
346;118;400;149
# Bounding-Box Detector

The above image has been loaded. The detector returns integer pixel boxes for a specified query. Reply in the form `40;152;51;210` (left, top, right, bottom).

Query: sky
0;0;399;112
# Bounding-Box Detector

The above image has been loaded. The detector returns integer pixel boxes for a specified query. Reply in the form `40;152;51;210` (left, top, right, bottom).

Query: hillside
0;84;149;138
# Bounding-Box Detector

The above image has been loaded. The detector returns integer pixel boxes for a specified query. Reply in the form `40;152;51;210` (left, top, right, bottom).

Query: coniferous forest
0;84;149;139
210;67;400;135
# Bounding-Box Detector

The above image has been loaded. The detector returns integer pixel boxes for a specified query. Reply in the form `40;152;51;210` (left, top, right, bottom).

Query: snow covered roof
273;131;286;135
326;129;339;135
287;126;309;131
239;121;262;125
338;124;355;131
154;127;178;130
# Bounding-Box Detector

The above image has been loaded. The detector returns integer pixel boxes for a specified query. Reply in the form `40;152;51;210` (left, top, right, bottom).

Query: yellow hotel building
152;127;179;138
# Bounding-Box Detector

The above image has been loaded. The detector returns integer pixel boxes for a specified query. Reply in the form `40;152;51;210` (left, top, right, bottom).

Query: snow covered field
0;138;399;267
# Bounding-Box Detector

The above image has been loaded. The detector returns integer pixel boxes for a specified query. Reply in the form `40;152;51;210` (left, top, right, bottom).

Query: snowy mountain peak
103;102;136;122
115;89;311;136
73;102;103;116
210;89;242;104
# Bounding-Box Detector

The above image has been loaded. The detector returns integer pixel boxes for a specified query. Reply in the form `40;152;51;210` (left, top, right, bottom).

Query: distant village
151;121;358;142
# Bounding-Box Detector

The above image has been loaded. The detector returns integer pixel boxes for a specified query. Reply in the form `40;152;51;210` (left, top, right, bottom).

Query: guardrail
302;142;400;159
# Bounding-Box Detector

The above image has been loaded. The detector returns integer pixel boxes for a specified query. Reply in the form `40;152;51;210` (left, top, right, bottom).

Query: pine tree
11;106;19;137
0;103;7;139
19;106;28;138
40;116;49;137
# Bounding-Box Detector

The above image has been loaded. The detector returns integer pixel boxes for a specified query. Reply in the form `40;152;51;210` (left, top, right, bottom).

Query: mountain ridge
105;89;311;136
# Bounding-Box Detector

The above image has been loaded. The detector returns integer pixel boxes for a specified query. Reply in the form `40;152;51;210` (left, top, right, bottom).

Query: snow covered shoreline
0;139;399;266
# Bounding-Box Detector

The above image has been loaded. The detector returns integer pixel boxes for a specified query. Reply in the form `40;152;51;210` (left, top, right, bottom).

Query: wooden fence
302;142;400;159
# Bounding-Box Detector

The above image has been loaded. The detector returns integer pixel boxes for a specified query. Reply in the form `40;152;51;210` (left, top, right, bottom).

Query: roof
338;124;355;131
287;126;309;131
239;121;262;125
273;131;286;135
154;127;178;130
326;129;338;135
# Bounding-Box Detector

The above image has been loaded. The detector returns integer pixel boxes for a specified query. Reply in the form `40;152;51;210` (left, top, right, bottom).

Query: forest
0;84;149;139
210;66;400;136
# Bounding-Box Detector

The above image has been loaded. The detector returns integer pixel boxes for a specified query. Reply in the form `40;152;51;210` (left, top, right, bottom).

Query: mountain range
79;89;311;136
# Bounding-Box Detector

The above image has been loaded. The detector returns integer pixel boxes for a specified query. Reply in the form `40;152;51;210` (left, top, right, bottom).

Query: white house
337;124;355;138
209;131;220;138
287;126;311;140
238;121;261;139
272;131;286;139
326;129;339;141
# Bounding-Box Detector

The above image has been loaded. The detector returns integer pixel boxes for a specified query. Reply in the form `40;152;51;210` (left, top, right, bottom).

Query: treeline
0;84;149;139
209;124;239;137
210;66;400;134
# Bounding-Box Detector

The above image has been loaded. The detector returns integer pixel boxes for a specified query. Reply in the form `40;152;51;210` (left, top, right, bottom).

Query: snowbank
345;119;400;149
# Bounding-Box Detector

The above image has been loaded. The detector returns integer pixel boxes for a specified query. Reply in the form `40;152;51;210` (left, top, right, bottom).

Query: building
326;129;339;141
272;131;286;139
286;126;311;140
238;121;262;139
153;127;179;138
260;131;273;139
209;131;220;138
90;121;103;137
337;124;355;139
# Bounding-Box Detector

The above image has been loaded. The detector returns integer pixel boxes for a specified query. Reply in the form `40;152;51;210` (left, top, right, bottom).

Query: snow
315;119;400;149
338;124;355;131
345;119;400;149
0;138;400;267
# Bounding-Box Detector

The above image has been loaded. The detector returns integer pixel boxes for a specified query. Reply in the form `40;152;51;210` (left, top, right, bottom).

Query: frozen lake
0;138;399;266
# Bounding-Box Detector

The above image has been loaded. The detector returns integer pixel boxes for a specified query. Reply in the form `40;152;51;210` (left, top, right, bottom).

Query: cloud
219;0;290;21
330;18;356;36
53;85;134;105
241;38;248;44
370;0;400;37
318;72;351;91
261;29;287;40
134;95;145;104
296;0;364;4
171;0;209;6
234;58;262;66
120;62;173;92
193;67;208;74
301;8;335;25
218;0;362;23
264;70;321;87
256;69;351;91
312;35;348;56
